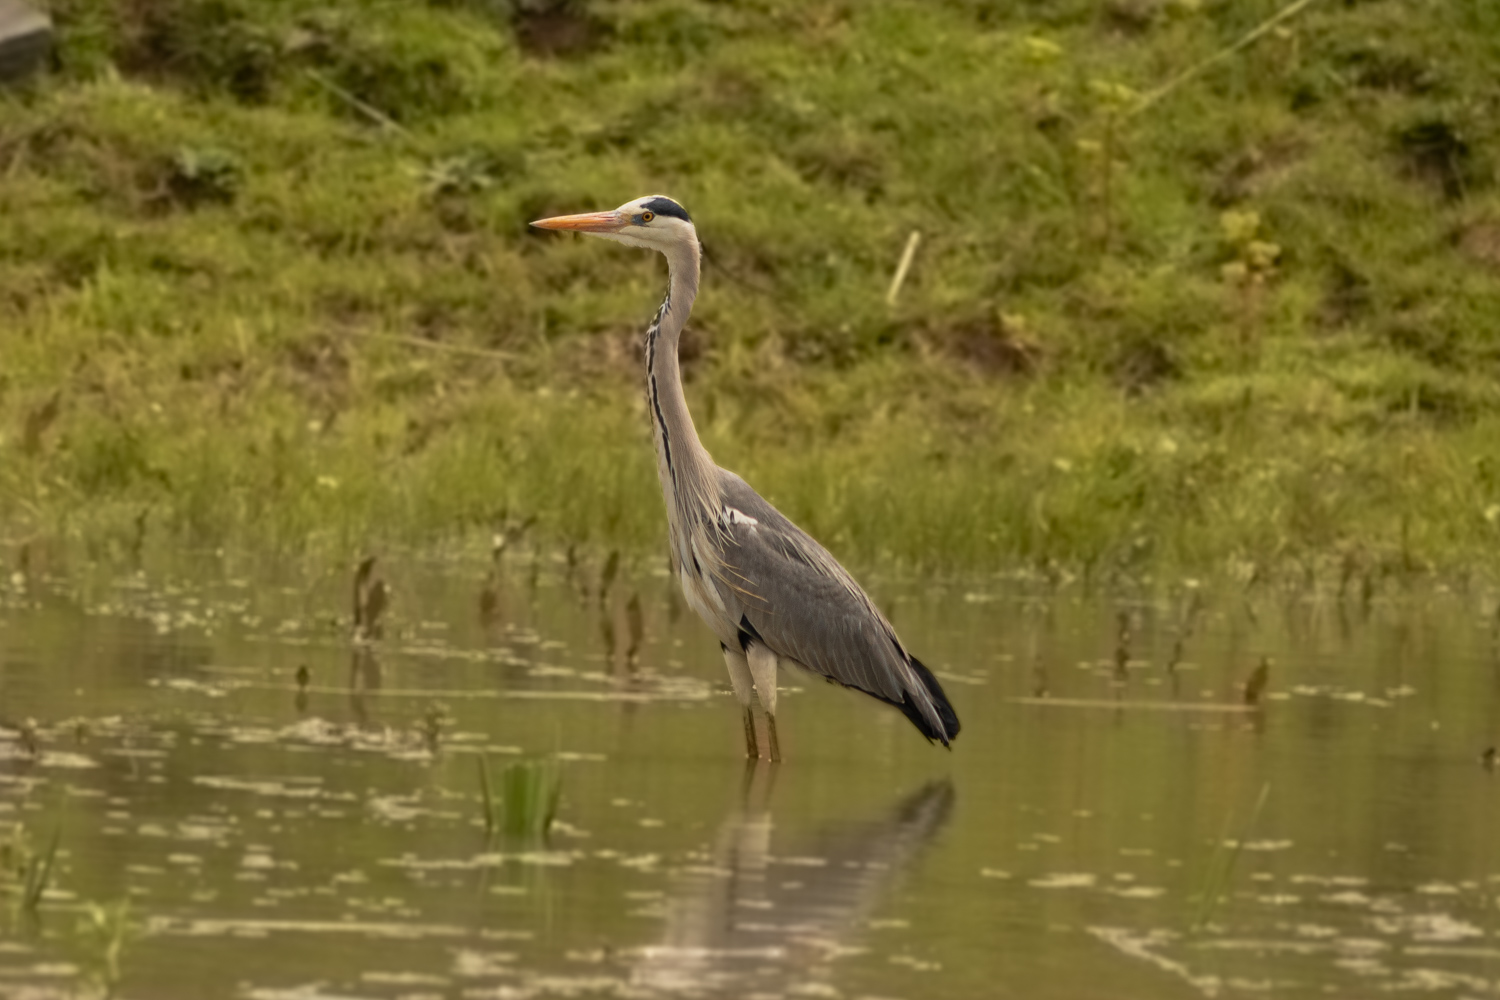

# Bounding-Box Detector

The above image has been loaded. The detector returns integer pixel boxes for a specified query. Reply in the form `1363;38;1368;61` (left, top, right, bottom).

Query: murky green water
2;553;1499;998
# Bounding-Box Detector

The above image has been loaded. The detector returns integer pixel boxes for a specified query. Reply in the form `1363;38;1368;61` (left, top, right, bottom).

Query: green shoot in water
3;823;60;917
1193;783;1271;932
78;898;134;994
478;756;562;840
478;754;496;835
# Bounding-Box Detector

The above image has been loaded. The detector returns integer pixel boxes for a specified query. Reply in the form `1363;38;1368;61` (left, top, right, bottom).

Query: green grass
1192;782;1270;932
2;0;1500;582
479;756;562;841
2;822;60;917
76;898;133;993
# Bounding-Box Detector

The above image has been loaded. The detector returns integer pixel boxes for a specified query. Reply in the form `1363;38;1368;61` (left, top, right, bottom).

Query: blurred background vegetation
2;0;1499;584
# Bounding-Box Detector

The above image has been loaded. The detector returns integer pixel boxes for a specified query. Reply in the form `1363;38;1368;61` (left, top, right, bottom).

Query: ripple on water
4;564;1500;999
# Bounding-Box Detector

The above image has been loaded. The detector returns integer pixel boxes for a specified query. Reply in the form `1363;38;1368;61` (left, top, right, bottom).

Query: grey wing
711;471;953;738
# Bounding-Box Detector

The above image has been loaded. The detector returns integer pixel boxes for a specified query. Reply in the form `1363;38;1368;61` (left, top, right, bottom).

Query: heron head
531;195;696;252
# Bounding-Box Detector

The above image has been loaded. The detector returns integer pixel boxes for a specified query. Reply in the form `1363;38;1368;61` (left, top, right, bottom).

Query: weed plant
479;755;561;840
2;0;1499;582
1;822;59;917
1193;783;1270;932
77;899;133;994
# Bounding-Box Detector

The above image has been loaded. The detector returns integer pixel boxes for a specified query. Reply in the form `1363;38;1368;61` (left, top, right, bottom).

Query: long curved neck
647;237;720;539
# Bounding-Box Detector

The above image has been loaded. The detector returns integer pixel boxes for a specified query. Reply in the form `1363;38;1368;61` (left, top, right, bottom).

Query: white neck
645;235;721;560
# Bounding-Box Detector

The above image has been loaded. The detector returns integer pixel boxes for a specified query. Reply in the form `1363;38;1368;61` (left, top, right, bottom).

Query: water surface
1;555;1498;998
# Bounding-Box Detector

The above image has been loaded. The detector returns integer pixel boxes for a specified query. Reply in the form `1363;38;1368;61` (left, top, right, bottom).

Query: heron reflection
632;772;954;996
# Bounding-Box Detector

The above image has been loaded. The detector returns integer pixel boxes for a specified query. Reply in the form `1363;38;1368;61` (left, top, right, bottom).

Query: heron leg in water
739;756;778;804
747;643;781;763
722;646;760;759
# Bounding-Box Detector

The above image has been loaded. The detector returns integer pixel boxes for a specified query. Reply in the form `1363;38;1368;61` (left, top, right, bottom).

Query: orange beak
530;210;629;233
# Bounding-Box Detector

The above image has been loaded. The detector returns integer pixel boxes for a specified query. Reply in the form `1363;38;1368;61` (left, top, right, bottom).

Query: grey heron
532;196;961;761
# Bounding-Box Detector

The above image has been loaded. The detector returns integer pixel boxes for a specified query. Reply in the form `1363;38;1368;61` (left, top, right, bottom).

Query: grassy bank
2;0;1499;582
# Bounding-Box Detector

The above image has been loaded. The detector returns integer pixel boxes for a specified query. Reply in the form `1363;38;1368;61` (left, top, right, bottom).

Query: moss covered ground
2;0;1500;584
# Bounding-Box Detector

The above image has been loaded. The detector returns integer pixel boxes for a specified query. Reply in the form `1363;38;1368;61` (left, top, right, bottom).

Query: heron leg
746;643;781;763
739;755;777;807
764;713;782;763
722;645;759;759
742;707;759;759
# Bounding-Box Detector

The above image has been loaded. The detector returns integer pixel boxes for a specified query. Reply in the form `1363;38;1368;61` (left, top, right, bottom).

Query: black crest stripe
641;197;691;222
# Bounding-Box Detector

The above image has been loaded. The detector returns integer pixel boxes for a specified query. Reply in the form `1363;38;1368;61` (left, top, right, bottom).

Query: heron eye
641;211;655;223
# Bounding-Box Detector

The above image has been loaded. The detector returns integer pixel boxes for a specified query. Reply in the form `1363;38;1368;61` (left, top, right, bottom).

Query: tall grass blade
478;755;496;836
20;826;60;914
1192;783;1270;932
885;231;922;306
500;759;561;840
1131;0;1324;116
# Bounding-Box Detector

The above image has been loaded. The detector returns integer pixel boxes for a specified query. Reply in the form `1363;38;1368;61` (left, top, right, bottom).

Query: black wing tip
901;655;961;747
737;614;764;652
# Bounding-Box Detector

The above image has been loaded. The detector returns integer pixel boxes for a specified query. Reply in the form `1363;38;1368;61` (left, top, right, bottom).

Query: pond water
1;551;1499;999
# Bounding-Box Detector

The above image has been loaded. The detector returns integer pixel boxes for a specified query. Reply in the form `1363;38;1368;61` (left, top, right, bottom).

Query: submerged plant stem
1193;783;1271;932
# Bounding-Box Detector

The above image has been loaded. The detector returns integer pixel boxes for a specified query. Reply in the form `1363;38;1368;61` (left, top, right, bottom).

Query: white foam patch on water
1197;939;1330;955
1289;874;1367;886
1321;890;1374;907
381;851;580;871
1089;927;1222;997
367;794;457;823
149;677;238;697
1294;924;1340;939
193;775;354;802
243;987;379;1000
135;820;234;844
452;950;520;976
1389;967;1500;993
0;961;78;977
1108;886;1165;899
1406;945;1500;959
360;970;450;986
0;745;99;769
1415;881;1462;895
1222;839;1292;852
1030;873;1097;889
147;916;473;940
1371;912;1484;942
